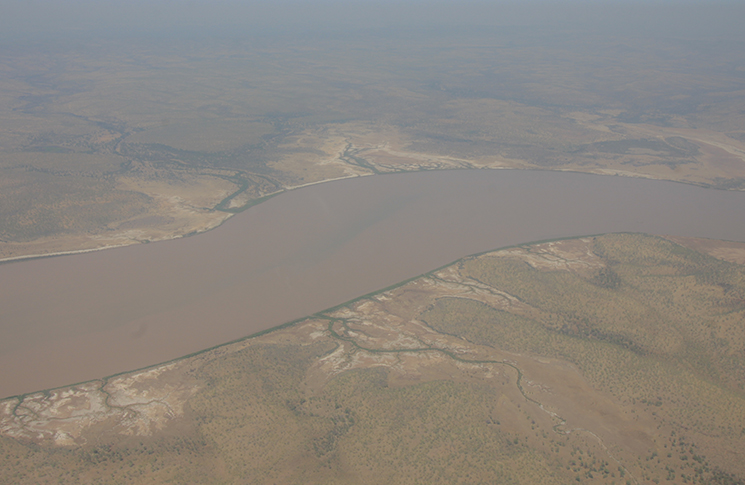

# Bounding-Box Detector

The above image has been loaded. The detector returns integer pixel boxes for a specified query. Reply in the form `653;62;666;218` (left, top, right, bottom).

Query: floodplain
2;233;743;484
1;4;745;483
1;169;745;398
2;25;745;261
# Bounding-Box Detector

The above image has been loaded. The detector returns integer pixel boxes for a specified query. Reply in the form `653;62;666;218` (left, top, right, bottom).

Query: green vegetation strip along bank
2;232;608;401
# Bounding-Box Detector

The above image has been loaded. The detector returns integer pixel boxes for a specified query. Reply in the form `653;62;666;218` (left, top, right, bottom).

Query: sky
1;1;744;41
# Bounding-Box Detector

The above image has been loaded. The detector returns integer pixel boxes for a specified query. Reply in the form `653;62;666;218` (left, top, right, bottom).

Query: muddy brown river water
2;169;745;397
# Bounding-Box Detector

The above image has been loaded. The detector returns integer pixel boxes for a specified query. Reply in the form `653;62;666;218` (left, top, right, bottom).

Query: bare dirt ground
340;119;745;185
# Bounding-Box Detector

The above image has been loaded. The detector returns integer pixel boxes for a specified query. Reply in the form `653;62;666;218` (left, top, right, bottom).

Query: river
1;169;744;397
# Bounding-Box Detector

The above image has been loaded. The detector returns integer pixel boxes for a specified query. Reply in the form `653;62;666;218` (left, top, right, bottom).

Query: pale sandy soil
0;176;234;263
2;118;743;262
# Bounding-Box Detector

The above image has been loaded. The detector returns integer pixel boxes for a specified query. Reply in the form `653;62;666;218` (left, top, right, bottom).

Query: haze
1;1;745;483
3;1;745;40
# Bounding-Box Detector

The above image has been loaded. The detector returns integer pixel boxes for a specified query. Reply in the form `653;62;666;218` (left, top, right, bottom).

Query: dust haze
2;1;745;483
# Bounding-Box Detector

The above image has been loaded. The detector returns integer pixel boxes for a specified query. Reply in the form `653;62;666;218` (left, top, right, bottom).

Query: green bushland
186;342;571;484
425;234;745;440
0;171;152;242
